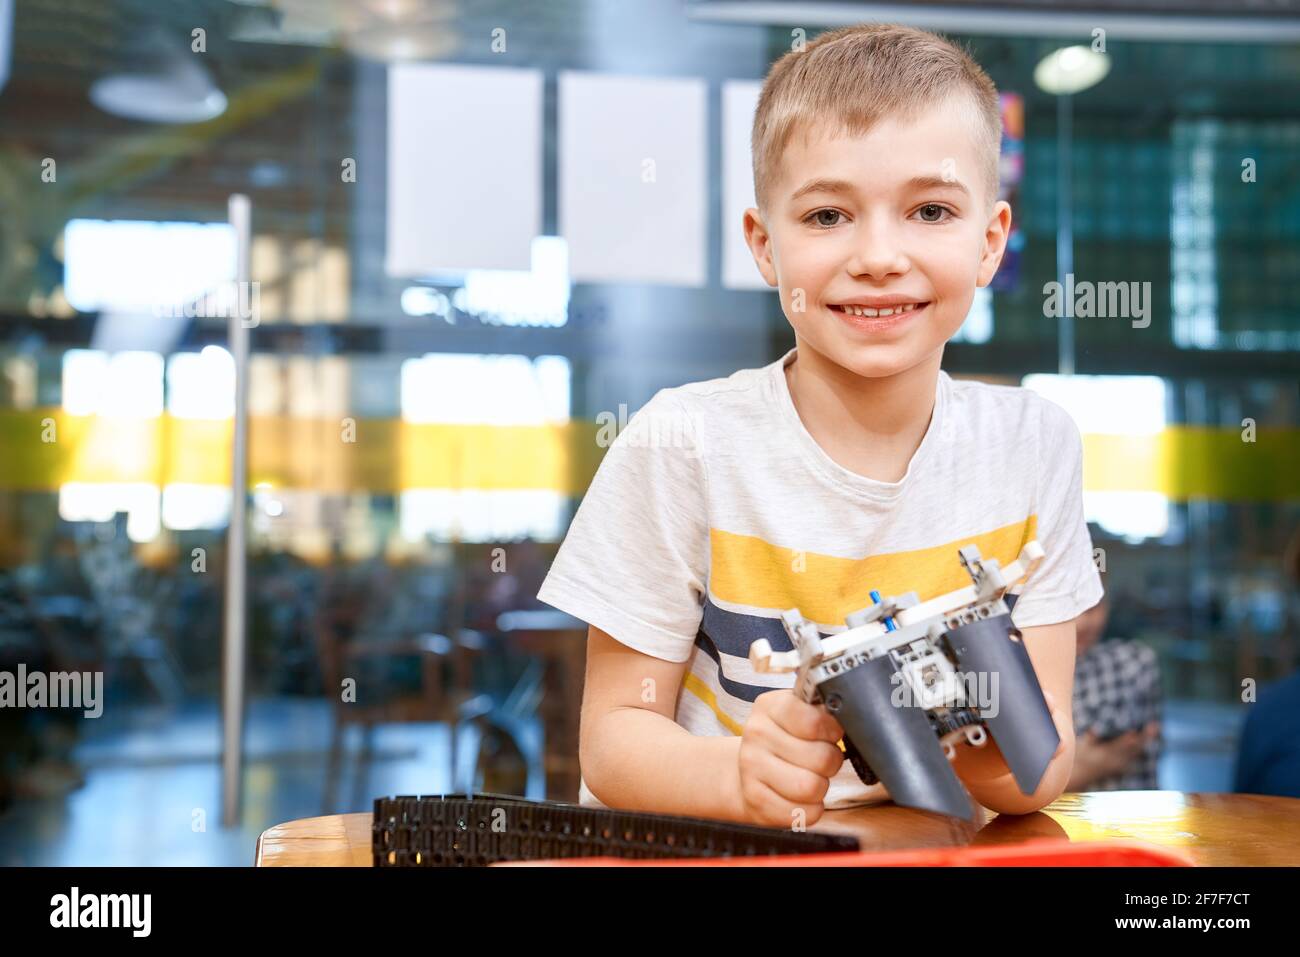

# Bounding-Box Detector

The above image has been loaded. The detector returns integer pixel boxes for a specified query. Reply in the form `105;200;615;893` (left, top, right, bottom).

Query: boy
538;23;1102;826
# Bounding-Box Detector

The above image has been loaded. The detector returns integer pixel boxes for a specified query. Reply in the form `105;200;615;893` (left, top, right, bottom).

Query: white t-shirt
537;347;1103;809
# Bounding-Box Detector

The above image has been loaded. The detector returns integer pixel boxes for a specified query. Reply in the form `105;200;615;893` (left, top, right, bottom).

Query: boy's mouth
828;301;929;319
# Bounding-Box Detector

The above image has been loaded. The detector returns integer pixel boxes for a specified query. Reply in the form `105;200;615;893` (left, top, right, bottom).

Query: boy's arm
579;625;747;822
948;618;1077;815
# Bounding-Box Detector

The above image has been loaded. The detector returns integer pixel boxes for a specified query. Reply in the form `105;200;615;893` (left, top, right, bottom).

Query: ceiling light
90;38;227;124
1033;45;1110;95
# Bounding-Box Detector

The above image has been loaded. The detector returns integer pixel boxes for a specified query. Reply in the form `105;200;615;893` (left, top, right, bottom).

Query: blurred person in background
1067;570;1163;791
0;525;101;805
1234;526;1300;799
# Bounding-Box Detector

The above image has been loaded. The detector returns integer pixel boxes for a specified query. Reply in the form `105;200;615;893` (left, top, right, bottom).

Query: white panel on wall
722;80;768;291
559;71;706;287
386;63;542;276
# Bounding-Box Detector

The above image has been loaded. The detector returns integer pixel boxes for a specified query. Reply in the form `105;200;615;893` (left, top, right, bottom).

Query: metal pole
222;194;252;827
1056;91;1075;376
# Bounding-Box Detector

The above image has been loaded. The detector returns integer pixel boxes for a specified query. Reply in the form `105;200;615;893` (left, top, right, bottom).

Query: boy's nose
845;220;909;280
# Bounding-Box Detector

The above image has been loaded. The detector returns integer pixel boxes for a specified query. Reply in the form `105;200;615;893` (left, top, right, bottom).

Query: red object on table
498;838;1193;867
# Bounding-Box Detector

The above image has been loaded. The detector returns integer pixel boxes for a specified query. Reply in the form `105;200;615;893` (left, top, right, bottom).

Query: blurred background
0;0;1298;864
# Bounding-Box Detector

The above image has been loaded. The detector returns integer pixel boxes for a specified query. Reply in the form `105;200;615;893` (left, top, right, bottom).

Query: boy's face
744;96;1011;380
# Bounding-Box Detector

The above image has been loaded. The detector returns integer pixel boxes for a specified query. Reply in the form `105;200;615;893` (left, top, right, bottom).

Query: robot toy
748;540;1058;821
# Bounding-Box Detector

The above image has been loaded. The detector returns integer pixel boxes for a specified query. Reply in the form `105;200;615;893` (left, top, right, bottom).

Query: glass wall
0;0;1297;864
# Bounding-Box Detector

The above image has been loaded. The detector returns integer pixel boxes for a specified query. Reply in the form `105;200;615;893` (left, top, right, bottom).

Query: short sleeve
1011;397;1104;628
537;389;709;662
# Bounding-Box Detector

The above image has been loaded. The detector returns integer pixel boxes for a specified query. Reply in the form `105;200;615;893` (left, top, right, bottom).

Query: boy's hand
736;689;845;828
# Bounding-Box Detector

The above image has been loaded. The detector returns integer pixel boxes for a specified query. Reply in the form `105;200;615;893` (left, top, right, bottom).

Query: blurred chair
312;539;580;808
494;609;587;801
313;606;490;812
437;540;569;798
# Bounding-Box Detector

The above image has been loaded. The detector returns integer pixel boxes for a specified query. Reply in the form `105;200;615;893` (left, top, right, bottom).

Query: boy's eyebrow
788;177;857;202
904;174;971;197
789;174;972;203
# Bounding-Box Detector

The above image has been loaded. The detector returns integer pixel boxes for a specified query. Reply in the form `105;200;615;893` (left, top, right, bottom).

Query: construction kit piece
748;541;1057;821
373;793;860;865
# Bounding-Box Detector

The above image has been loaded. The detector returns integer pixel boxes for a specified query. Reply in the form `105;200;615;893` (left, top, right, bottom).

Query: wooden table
255;791;1300;867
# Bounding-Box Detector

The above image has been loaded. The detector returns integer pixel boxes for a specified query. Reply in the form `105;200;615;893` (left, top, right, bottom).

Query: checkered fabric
1072;638;1163;790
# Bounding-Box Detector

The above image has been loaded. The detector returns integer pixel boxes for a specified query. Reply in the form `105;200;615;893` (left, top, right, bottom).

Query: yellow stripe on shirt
681;672;745;736
708;516;1039;626
682;668;848;748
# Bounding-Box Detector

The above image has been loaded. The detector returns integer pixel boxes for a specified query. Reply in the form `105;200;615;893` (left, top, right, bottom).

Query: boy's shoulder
614;360;778;462
946;373;1051;412
658;359;775;403
941;378;1086;495
944;374;1079;440
637;357;780;424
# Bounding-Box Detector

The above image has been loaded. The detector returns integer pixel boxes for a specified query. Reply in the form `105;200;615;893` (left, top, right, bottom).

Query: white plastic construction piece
964;725;988;748
748;638;803;674
901;654;963;711
816;622;888;662
885;539;1047;630
751;540;1046;676
943;742;956;761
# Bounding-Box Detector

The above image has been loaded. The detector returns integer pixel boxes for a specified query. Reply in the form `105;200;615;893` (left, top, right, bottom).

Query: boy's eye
806;208;844;228
915;203;952;223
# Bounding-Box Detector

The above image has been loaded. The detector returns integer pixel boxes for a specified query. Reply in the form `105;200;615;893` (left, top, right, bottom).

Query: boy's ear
976;199;1013;288
743;207;779;288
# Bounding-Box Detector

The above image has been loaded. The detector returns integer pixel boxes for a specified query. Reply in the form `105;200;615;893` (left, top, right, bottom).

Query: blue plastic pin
870;590;897;632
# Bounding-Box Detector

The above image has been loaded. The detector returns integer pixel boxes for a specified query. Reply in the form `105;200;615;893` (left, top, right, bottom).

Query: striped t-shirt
537;347;1103;809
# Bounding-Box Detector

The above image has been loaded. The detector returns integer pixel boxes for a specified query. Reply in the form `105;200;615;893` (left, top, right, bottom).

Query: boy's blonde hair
751;23;1002;215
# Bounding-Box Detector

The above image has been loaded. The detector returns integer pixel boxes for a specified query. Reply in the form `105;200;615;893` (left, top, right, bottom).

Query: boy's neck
783;338;943;484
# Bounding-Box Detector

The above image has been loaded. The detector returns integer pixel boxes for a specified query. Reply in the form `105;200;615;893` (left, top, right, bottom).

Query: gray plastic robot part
751;541;1054;821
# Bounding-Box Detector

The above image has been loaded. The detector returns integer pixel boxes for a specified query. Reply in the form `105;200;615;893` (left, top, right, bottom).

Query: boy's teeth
839;302;921;317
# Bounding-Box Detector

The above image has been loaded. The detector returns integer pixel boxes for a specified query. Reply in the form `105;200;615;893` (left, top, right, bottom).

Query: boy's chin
810;337;940;380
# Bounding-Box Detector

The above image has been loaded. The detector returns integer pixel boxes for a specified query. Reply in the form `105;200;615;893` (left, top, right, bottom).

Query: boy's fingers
768;692;843;743
752;748;833;807
743;776;823;829
755;722;844;779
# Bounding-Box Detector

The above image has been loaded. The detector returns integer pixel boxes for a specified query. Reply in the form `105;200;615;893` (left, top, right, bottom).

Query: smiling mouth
829;301;929;318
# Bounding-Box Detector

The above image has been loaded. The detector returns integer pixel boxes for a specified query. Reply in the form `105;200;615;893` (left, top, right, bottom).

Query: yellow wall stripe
1;409;1298;501
708;517;1038;626
0;410;603;494
1083;429;1300;501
